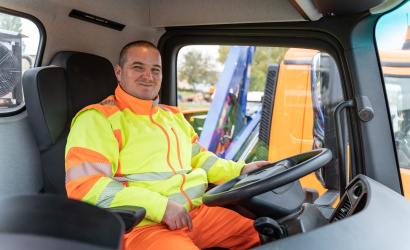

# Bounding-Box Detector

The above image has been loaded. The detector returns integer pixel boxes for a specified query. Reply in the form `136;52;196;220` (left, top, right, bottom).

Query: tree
178;49;219;91
0;13;22;33
218;46;288;91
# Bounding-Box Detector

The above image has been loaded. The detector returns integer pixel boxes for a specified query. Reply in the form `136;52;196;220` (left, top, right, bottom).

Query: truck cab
1;0;410;249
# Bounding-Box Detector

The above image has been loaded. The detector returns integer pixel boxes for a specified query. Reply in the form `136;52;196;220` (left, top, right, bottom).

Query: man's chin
134;93;155;101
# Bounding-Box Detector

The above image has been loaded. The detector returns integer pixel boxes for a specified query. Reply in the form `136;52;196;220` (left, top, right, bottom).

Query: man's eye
152;68;161;73
133;66;143;70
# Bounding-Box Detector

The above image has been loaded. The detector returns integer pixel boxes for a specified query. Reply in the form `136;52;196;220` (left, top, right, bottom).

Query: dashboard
256;174;410;249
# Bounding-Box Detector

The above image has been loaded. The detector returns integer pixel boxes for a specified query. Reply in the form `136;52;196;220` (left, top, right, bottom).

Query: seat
23;51;118;195
22;51;145;235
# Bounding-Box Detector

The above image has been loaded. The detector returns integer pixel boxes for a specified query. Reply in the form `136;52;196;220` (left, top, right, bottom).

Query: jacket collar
115;84;159;115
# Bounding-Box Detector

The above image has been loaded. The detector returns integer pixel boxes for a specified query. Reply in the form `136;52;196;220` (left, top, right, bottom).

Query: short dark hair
118;40;159;67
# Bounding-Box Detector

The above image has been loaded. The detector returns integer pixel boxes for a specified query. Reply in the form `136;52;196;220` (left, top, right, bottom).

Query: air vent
334;197;351;221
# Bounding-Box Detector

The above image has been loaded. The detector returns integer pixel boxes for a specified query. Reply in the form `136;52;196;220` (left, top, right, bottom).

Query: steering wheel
202;148;332;207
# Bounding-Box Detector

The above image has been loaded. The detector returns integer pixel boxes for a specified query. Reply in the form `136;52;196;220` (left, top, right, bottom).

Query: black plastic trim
283;59;312;65
383;74;410;78
68;9;125;31
381;61;410;67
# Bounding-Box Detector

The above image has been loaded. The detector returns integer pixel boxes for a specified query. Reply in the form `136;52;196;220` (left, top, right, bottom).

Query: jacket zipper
150;111;193;209
149;112;177;175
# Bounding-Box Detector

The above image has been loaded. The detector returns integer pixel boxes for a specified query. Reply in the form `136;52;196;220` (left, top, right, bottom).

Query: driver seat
22;51;145;232
23;51;118;195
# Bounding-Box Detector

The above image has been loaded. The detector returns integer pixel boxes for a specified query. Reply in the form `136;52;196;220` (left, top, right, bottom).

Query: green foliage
0;13;22;33
178;49;219;91
218;46;288;91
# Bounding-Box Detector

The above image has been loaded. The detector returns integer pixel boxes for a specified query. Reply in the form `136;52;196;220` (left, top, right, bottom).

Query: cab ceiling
0;0;307;66
0;0;162;66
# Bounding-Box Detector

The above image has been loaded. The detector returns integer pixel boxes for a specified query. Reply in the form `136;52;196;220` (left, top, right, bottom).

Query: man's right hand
162;199;193;232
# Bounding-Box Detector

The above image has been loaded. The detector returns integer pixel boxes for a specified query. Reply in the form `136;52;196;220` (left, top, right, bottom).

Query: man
65;41;270;249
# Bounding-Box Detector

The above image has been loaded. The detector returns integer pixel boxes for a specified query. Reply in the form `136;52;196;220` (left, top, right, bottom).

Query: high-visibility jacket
65;85;245;228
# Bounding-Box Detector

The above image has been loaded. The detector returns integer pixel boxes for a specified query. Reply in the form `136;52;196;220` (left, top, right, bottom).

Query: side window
0;12;40;114
376;1;410;200
177;45;344;204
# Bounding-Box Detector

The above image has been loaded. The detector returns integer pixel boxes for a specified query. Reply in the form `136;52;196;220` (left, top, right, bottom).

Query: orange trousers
124;204;260;250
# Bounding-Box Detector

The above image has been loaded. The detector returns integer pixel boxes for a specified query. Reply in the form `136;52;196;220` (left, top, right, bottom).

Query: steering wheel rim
202;148;332;207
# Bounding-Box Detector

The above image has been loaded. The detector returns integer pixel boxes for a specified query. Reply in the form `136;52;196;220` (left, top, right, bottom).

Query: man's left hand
240;161;271;175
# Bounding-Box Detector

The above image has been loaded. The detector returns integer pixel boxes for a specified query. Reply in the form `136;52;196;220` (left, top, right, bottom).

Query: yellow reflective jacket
65;85;245;228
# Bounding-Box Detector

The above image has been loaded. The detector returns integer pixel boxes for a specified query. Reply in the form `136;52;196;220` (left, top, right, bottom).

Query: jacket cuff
147;195;168;223
233;161;246;178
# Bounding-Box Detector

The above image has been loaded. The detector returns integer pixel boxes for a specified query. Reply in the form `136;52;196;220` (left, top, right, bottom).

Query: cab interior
1;0;410;249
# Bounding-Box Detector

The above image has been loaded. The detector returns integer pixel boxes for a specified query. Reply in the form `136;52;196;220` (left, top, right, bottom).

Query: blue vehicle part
224;105;262;160
199;46;255;154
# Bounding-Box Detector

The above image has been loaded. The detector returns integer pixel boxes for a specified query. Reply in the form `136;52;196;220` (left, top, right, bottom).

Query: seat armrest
107;206;146;233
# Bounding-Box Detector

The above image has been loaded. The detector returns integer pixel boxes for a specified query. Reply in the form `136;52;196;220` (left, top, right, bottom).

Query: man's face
115;46;162;100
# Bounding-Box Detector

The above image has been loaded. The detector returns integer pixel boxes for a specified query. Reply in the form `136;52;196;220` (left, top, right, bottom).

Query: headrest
50;51;117;118
23;51;117;151
23;66;67;150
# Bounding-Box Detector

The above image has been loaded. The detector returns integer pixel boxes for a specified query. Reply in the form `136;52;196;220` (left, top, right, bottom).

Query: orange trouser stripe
124;205;260;250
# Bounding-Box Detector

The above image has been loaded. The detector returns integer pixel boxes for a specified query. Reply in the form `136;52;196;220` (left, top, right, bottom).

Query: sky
178;45;224;72
376;1;410;50
21;18;40;55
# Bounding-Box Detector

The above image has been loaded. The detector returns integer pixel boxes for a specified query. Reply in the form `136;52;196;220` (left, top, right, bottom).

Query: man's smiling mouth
139;83;153;87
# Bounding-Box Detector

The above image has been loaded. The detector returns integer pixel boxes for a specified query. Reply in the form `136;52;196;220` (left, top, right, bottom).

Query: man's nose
141;68;153;80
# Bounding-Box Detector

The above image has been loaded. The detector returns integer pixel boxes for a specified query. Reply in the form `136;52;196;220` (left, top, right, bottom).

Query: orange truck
184;47;410;202
257;48;410;200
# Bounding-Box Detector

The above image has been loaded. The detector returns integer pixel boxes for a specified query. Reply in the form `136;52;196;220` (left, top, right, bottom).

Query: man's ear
114;64;122;82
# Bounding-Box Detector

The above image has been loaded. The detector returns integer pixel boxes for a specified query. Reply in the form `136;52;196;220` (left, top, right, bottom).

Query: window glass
0;12;40;113
376;1;410;200
177;45;344;205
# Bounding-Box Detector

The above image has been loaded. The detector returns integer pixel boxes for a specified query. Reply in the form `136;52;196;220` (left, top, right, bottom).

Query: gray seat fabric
23;51;117;195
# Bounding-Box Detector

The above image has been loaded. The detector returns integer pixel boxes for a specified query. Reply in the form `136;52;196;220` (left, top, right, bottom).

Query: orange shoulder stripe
75;96;119;119
66;175;104;200
66;147;111;171
191;134;199;143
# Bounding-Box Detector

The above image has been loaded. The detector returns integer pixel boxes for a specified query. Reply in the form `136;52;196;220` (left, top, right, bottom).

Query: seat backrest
23;52;117;195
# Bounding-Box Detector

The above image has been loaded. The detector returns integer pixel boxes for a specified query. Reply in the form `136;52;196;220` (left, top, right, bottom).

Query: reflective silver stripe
158;104;170;112
99;99;116;106
113;170;191;183
112;176;127;183
96;181;125;208
191;143;202;157
168;183;207;206
184;183;207;200
152;98;160;108
66;162;112;184
200;156;218;173
168;191;188;205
